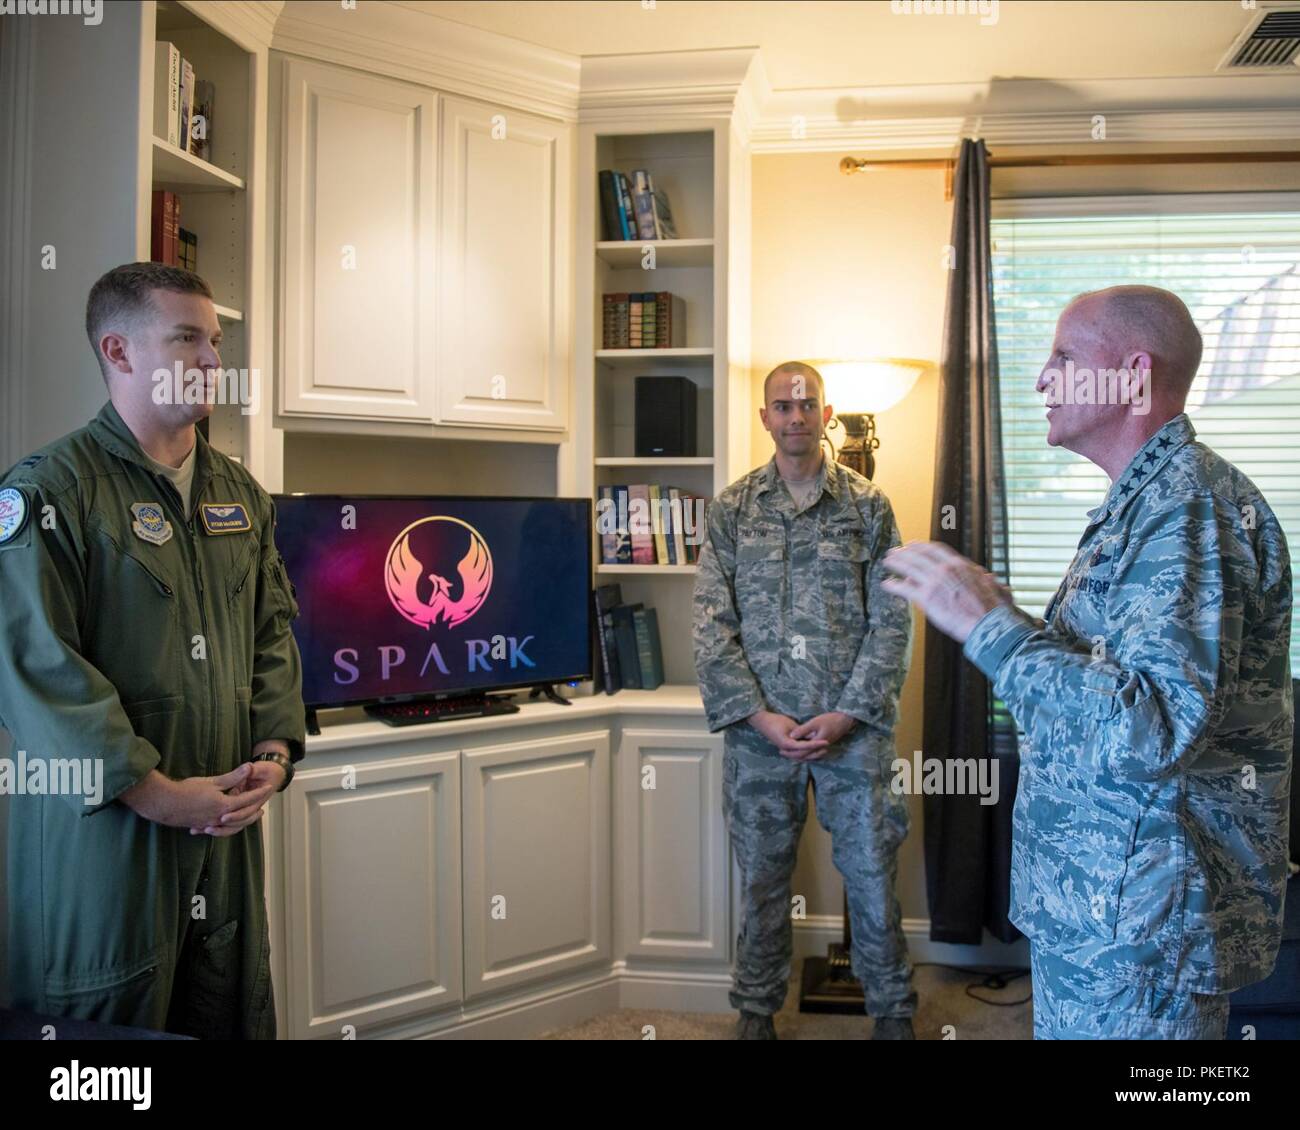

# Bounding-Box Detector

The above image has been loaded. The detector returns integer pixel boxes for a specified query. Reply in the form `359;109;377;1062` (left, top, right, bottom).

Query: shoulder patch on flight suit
130;502;173;546
199;502;252;535
0;487;29;544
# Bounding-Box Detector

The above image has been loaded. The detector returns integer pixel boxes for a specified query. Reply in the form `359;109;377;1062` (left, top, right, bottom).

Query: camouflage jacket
965;414;1293;993
693;456;912;763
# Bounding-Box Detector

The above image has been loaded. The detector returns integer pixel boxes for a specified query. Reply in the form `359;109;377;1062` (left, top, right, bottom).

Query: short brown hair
763;361;825;405
85;261;213;375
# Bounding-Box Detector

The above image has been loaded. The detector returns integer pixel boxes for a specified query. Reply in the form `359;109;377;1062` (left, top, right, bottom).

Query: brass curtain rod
839;151;1300;200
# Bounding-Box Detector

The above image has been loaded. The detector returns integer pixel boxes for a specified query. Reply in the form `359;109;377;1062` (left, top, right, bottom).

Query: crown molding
182;0;283;51
579;46;766;132
271;0;580;120
752;73;1300;153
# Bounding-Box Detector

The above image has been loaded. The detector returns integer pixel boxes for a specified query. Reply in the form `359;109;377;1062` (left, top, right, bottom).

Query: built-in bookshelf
576;122;752;686
145;0;257;466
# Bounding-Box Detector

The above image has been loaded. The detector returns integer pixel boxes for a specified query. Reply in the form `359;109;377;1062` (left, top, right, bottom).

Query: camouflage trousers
723;738;916;1018
1031;945;1229;1040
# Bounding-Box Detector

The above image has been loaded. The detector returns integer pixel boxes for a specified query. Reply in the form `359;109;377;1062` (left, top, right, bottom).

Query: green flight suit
0;401;305;1038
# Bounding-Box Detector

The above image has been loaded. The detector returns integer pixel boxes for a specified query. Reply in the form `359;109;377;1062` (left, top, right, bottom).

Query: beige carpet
540;959;1033;1040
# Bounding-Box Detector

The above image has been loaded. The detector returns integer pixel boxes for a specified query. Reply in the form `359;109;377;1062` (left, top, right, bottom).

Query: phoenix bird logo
384;516;493;630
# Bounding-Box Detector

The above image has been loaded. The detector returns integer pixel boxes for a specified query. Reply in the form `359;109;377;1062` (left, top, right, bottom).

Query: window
991;197;1300;673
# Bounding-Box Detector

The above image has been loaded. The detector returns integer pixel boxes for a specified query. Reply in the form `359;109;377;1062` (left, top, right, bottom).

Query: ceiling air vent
1221;8;1300;69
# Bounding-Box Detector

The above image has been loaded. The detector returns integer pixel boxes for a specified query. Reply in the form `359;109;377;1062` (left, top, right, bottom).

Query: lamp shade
809;358;926;415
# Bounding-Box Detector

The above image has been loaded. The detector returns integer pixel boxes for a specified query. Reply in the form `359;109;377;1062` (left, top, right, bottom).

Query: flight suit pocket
44;956;164;1029
84;525;182;706
174;919;242;1040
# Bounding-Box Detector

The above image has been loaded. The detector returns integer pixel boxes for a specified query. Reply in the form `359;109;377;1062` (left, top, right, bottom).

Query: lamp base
832;412;878;481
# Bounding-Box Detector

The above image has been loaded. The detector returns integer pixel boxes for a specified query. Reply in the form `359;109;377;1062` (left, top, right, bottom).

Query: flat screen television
272;495;593;713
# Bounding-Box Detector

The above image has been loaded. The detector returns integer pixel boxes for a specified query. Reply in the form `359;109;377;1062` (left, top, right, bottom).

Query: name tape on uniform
200;502;252;535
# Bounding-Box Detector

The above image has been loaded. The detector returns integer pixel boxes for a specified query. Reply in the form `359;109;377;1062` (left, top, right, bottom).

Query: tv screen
272;495;593;709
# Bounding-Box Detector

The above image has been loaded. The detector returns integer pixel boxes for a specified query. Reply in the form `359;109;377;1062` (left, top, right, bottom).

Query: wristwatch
251;750;294;791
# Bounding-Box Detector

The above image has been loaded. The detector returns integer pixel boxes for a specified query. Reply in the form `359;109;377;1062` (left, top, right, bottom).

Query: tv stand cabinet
265;686;735;1038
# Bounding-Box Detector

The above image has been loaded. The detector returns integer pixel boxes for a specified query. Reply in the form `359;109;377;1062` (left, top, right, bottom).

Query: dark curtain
922;139;1019;945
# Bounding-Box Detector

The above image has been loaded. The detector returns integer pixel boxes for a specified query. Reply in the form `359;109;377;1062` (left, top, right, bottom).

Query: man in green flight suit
0;262;305;1038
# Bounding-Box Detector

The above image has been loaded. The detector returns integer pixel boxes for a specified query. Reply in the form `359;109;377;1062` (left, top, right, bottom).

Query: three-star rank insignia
130;502;174;546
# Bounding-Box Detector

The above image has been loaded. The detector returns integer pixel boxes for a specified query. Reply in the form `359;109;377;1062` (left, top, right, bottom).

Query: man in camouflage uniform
885;285;1292;1039
693;362;915;1040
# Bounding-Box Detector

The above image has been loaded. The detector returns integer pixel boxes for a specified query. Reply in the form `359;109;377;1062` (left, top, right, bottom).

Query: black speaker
635;376;697;457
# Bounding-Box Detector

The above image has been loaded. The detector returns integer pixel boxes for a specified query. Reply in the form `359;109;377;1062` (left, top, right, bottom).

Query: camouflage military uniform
694;456;915;1018
964;414;1293;1039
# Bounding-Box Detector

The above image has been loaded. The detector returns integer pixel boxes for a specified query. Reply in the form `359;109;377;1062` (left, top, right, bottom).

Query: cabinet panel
438;96;570;430
462;730;610;998
281;58;436;420
285;752;461;1037
619;729;728;959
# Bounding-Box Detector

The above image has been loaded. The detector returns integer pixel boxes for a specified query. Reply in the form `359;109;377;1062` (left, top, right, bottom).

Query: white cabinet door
618;729;729;960
280;58;437;420
284;751;462;1037
437;96;570;431
462;730;610;998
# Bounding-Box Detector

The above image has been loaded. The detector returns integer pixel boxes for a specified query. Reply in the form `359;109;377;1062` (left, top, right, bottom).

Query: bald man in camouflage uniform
694;363;915;1041
886;286;1293;1039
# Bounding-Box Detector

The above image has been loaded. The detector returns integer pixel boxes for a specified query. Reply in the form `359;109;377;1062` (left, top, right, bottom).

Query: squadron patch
199;502;252;535
130;502;174;546
0;487;29;544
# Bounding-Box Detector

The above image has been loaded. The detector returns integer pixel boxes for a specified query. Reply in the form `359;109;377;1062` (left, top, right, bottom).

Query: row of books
592;585;664;693
602;292;686;350
597;485;705;566
154;40;216;162
150;190;197;271
599;169;678;242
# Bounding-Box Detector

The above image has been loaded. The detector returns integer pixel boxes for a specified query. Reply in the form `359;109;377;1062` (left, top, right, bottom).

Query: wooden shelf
596;564;698;576
595;456;713;467
596;238;713;268
213;304;243;322
151;137;244;192
596;347;713;365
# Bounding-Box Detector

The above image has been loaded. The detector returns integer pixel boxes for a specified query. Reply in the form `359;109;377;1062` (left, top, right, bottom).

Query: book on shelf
601;291;686;349
191;79;215;161
651;183;678;239
612;604;643;689
598;168;679;242
592;583;623;695
178;57;195;158
627;484;654;564
632;607;664;690
597;485;707;567
153;42;181;148
150;190;181;267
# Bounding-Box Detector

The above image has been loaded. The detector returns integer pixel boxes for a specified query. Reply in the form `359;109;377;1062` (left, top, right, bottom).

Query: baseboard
793;915;1030;969
350;917;1028;1038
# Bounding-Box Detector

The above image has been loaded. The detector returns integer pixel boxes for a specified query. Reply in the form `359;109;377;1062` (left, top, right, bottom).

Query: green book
632;606;664;690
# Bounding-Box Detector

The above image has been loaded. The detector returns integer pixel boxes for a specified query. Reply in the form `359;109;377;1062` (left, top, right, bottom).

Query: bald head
763;361;825;406
1065;285;1203;406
